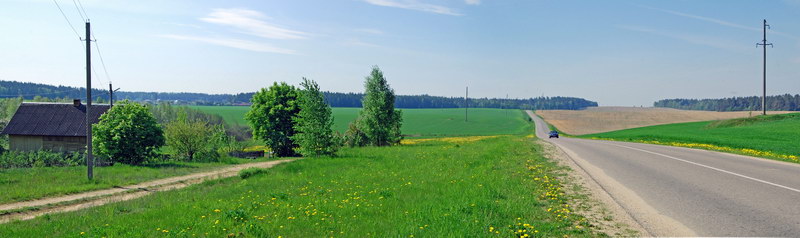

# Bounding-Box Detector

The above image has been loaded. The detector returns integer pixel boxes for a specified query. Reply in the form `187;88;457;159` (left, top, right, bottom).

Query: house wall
9;135;86;153
9;135;43;152
43;136;86;153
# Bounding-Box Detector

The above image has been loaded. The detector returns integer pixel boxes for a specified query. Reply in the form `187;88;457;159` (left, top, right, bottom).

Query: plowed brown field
535;107;794;135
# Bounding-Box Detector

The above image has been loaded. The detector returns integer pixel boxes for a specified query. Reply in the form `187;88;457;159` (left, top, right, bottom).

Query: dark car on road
549;131;559;138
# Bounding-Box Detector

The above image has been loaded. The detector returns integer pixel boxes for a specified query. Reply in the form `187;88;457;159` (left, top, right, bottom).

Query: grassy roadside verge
0;134;603;237
0;158;271;204
581;113;800;163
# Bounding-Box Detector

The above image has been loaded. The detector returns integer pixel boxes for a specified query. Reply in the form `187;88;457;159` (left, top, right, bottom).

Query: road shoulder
536;139;646;237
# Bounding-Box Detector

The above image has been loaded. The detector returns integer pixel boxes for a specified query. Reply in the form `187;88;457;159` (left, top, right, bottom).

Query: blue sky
1;0;799;106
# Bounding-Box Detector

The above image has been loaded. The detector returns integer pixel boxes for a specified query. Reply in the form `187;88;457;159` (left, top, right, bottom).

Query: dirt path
0;159;295;224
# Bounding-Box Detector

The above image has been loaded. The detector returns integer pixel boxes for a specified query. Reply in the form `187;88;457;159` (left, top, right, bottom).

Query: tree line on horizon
654;94;800;111
0;80;598;110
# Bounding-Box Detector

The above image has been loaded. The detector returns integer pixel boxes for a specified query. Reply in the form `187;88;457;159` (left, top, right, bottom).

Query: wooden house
1;100;110;152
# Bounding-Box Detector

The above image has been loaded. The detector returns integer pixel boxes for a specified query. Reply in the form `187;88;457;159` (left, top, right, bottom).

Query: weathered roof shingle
1;102;111;137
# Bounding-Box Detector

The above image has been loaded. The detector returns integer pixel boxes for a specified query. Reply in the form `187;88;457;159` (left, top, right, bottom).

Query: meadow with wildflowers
0;112;604;237
582;113;800;163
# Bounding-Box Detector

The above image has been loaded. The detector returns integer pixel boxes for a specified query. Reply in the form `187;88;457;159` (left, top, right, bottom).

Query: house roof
1;102;111;137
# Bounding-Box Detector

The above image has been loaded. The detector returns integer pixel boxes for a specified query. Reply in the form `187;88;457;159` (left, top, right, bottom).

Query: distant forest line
654;94;800;111
0;80;598;110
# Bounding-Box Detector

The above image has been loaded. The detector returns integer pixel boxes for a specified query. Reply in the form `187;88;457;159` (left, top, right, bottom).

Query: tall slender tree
292;78;339;157
357;66;403;146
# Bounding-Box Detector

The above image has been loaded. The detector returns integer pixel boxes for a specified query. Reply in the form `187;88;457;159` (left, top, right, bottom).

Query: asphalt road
527;111;800;236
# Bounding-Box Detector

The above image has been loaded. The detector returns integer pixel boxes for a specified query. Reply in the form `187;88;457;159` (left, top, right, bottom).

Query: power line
93;38;112;85
53;0;112;97
74;0;113;86
71;0;87;22
67;0;112;87
74;0;90;21
52;0;81;39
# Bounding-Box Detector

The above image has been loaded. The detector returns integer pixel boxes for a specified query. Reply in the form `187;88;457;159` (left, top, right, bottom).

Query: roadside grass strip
0;135;602;237
591;138;800;163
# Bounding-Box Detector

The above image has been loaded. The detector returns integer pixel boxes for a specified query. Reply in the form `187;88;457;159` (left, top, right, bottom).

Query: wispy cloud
164;22;203;29
355;28;384;35
617;25;748;52
363;0;462;16
465;0;481;5
343;39;381;48
641;5;799;40
159;34;296;54
642;6;760;32
200;8;308;40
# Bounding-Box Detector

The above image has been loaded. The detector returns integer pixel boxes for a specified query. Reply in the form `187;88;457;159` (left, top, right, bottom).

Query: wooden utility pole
756;19;773;116
109;82;120;107
85;21;94;180
465;87;468;122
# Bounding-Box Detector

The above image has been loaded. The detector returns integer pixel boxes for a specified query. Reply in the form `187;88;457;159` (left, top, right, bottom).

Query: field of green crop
582;113;800;162
0;159;269;204
1;134;602;237
191;106;529;137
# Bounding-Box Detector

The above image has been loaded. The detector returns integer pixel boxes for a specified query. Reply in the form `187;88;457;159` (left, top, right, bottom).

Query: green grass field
0;134;601;237
190;106;529;137
0;159;269;204
582;113;800;162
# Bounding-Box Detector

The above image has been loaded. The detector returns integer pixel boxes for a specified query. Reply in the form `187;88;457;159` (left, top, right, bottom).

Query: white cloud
617;25;748;52
363;0;462;16
200;8;308;40
160;34;296;54
465;0;480;5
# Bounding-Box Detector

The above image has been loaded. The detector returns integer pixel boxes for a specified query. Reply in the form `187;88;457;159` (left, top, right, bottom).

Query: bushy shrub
165;118;228;162
0;151;84;168
238;167;268;179
94;101;165;165
343;119;368;147
246;82;301;157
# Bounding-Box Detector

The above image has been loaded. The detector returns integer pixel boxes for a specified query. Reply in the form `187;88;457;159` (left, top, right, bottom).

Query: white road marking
607;143;800;194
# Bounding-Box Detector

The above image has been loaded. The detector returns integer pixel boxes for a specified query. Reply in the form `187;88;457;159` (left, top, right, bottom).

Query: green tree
291;78;339;157
93;101;165;165
356;66;403;146
245;82;301;157
165;117;216;161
